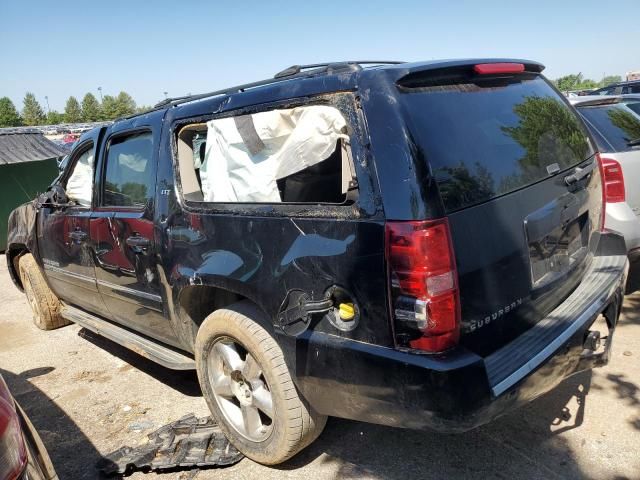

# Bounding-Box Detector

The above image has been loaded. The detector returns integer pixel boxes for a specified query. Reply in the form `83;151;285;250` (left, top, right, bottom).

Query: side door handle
69;229;88;244
126;235;151;253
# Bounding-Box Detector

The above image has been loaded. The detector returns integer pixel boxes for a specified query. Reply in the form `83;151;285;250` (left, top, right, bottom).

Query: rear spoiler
396;59;545;88
570;96;623;108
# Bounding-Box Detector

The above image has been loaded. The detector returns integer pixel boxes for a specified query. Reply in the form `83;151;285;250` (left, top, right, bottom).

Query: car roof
116;58;545;123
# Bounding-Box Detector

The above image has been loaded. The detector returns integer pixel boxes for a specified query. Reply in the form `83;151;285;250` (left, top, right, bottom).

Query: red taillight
473;63;525;75
0;378;27;480
600;155;626;203
386;219;460;352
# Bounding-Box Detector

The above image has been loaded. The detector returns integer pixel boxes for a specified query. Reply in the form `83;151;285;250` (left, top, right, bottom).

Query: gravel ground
1;254;639;480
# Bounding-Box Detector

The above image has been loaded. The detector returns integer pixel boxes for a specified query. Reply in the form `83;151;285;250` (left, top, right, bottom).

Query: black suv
6;59;629;464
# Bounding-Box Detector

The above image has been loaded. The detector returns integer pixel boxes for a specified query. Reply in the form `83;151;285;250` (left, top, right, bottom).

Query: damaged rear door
90;124;175;345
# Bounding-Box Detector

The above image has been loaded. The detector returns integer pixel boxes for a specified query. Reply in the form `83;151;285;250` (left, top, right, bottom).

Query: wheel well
177;286;273;350
179;285;247;328
7;245;28;291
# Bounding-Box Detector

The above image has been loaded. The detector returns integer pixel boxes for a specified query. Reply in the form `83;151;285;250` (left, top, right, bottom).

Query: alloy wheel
208;337;275;442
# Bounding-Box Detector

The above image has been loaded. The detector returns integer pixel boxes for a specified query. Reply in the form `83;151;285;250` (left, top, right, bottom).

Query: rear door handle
69;230;88;244
126;235;151;252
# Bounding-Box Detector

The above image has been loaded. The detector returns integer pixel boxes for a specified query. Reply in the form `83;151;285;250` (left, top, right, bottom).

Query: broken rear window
176;105;358;204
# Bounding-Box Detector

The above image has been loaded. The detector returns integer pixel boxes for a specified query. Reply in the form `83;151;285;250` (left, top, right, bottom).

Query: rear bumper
293;233;628;432
606;202;640;252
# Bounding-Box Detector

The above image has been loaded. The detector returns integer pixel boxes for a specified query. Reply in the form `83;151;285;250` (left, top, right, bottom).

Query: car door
38;137;106;314
91;127;173;343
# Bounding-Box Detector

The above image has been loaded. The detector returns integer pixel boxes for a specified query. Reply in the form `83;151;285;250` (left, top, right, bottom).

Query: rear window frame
169;92;373;219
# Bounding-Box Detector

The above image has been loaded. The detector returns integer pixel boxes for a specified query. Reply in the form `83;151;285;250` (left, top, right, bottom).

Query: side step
60;304;196;370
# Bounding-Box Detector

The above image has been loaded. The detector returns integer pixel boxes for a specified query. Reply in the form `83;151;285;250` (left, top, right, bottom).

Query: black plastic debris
97;414;243;476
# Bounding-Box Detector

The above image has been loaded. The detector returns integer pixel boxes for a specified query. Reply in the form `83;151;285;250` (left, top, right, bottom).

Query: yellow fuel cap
338;303;355;321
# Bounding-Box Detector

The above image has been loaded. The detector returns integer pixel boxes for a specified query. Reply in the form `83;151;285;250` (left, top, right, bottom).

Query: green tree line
553;74;622;92
0;91;152;127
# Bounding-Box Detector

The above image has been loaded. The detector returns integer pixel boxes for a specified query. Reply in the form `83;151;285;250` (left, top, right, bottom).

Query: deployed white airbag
66;150;93;207
200;105;348;202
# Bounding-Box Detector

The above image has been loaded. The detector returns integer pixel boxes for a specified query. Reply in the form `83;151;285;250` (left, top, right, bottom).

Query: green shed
0;129;68;251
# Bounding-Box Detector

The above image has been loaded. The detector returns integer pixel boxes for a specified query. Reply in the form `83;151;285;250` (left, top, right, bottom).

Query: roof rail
152;75;301;110
274;61;405;79
134;60;404;114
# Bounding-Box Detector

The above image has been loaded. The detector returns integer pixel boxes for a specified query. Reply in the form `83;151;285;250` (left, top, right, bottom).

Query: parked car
589;80;640;96
0;375;57;479
6;59;629;465
569;95;640;290
61;133;79;145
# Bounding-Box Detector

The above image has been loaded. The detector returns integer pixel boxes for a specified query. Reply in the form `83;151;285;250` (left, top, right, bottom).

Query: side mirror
40;185;71;208
50;185;69;205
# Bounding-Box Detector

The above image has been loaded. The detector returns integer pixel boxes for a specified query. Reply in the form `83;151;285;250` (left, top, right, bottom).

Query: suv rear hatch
396;62;602;356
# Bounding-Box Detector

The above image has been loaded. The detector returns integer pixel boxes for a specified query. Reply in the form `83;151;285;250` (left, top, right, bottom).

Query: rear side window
175;104;357;205
103;132;154;208
577;104;640;153
626;101;640;116
398;75;593;212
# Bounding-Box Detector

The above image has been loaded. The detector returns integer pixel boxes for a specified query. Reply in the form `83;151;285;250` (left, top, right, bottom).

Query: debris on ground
96;414;243;476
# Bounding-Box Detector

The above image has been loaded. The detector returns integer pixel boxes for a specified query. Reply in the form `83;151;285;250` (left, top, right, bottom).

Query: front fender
6;200;40;290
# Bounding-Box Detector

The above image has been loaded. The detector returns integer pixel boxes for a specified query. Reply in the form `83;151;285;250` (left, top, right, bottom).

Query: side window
65;144;94;207
175;104;357;204
102;132;154;208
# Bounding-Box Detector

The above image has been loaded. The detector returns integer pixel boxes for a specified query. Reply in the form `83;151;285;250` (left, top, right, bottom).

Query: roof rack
273;61;405;79
138;60;406;117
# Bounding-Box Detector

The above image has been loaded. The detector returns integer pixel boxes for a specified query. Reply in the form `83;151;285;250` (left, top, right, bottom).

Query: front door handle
69;229;88;244
126;235;151;253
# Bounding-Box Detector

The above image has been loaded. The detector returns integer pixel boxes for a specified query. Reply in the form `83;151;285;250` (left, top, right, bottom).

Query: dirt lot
1;254;639;480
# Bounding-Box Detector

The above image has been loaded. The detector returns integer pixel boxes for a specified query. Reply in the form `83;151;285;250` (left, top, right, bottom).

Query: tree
579;78;598;89
64;96;82;123
136;105;152;114
46;111;64;125
115;91;136;117
81;93;101;122
100;91;137;119
101;95;119;120
0;97;22;127
22;92;45;126
553;73;598;92
600;75;622;87
554;74;583;92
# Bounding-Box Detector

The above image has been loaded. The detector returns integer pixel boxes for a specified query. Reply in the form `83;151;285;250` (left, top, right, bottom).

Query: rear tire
195;301;326;465
18;254;69;330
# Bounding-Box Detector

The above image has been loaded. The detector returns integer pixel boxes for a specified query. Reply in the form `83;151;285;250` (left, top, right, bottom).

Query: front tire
195;301;326;465
18;254;69;330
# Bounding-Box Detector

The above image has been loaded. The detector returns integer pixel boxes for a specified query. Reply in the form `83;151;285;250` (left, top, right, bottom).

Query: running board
60;304;196;370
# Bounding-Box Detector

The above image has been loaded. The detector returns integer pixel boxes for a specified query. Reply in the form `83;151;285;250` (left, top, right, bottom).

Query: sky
1;0;638;113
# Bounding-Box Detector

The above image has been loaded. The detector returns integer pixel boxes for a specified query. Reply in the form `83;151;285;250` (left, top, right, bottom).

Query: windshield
399;75;594;212
577;103;640;153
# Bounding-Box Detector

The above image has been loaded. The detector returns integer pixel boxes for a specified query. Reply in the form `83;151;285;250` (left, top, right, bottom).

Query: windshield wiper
627;138;640;147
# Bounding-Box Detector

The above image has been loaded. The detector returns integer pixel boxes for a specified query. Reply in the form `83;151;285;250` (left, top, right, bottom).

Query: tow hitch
578;292;622;370
583;330;601;352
